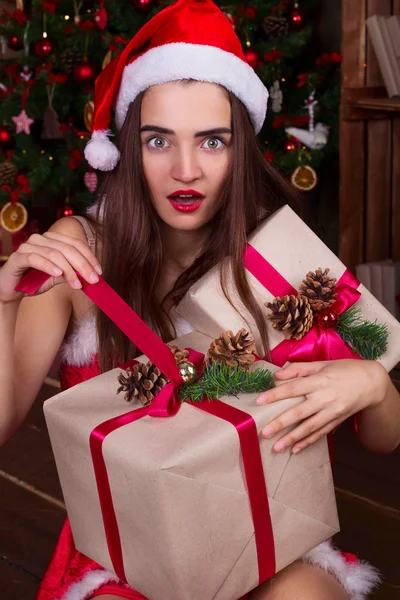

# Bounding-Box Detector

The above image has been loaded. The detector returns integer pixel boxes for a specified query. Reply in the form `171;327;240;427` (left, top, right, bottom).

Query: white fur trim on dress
61;311;195;367
60;310;98;367
55;543;380;600
115;42;269;134
303;540;381;600
57;568;119;600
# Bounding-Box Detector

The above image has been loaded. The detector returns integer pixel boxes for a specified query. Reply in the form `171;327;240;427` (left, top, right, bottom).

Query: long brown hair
86;82;301;373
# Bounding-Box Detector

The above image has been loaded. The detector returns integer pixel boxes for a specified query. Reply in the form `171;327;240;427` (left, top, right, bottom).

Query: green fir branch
179;361;275;403
336;307;389;360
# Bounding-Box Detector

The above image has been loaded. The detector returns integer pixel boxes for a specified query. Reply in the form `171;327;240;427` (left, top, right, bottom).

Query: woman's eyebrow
140;125;232;137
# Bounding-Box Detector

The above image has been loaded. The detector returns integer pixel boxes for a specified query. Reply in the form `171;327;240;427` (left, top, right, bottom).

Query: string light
64;15;70;20
41;150;45;154
281;77;286;82
49;156;53;161
246;40;251;47
43;32;48;38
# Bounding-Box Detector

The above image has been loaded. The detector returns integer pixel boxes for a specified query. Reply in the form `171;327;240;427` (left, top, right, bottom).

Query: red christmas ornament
316;308;338;329
290;4;305;30
94;6;108;29
7;35;24;51
243;46;263;69
131;0;155;15
35;37;56;58
57;199;77;219
264;151;275;163
283;138;299;152
73;60;97;85
0;125;15;151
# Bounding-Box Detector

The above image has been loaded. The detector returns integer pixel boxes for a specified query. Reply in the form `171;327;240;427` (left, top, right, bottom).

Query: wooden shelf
355;97;400;112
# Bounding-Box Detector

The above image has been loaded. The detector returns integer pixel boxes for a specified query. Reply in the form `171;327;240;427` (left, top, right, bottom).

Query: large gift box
16;269;339;600
177;205;400;371
43;329;339;600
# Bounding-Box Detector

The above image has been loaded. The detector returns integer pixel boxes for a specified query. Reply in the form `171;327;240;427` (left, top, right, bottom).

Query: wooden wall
340;0;400;272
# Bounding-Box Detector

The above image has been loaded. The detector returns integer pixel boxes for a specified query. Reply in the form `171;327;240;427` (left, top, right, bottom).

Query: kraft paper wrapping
177;205;400;371
44;331;339;600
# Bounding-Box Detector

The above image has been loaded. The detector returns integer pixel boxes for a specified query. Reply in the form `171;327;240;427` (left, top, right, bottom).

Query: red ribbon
244;244;363;366
15;269;276;586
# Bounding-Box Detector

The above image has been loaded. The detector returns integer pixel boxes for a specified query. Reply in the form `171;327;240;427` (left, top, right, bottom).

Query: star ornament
12;110;34;134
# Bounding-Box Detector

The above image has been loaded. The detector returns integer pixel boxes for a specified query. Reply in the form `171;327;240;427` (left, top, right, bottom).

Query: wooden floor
1;372;399;599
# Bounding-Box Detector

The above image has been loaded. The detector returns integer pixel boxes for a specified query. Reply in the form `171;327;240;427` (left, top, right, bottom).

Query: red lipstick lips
167;189;205;213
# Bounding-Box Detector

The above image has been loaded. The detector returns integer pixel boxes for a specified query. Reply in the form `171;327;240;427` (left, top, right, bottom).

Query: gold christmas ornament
291;165;318;191
177;360;197;383
0;201;28;233
102;49;113;70
84;100;95;132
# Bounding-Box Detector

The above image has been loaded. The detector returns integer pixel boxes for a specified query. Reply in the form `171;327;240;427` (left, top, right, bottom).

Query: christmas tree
0;0;341;253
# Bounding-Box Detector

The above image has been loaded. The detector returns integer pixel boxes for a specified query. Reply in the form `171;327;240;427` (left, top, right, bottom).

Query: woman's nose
171;148;202;183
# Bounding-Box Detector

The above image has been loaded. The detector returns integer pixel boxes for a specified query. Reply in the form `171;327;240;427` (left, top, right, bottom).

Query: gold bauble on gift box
177;360;197;383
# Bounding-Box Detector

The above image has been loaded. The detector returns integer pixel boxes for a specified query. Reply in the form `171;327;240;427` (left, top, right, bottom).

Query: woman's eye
203;137;225;150
147;137;168;149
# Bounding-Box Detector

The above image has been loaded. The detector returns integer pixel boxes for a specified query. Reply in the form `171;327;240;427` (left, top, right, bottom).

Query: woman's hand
256;359;389;454
0;230;102;303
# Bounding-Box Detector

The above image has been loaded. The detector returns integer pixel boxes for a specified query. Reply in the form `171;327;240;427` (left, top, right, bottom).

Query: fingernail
89;272;99;283
94;265;102;275
274;441;286;452
292;447;301;454
73;279;82;289
53;267;62;276
262;426;274;438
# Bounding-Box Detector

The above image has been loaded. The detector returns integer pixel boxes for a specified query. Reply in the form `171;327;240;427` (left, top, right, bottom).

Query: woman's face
140;81;232;231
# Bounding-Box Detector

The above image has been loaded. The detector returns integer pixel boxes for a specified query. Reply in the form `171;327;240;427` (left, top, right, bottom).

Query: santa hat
84;0;269;172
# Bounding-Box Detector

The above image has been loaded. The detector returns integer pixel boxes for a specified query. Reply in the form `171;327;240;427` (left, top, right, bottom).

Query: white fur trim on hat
84;129;121;172
115;42;268;134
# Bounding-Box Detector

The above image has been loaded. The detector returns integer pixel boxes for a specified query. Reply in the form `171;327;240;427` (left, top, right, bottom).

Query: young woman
1;1;399;599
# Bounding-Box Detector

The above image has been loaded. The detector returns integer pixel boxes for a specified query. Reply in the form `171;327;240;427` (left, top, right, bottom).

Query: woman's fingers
22;234;100;286
11;247;64;278
274;362;327;380
17;242;86;290
261;393;324;439
42;231;102;274
256;373;325;406
291;417;343;454
266;409;345;454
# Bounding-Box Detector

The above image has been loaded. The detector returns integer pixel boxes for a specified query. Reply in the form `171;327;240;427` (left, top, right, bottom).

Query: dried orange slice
0;201;28;233
291;165;318;191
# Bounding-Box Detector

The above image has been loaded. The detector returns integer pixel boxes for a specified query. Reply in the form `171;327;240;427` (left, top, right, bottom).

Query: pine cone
263;16;289;39
0;162;18;187
299;268;337;312
265;294;314;340
116;362;168;405
207;329;256;370
60;47;83;74
168;343;190;365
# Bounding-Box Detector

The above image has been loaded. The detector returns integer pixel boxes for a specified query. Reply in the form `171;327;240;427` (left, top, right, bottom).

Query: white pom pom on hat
84;0;269;172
